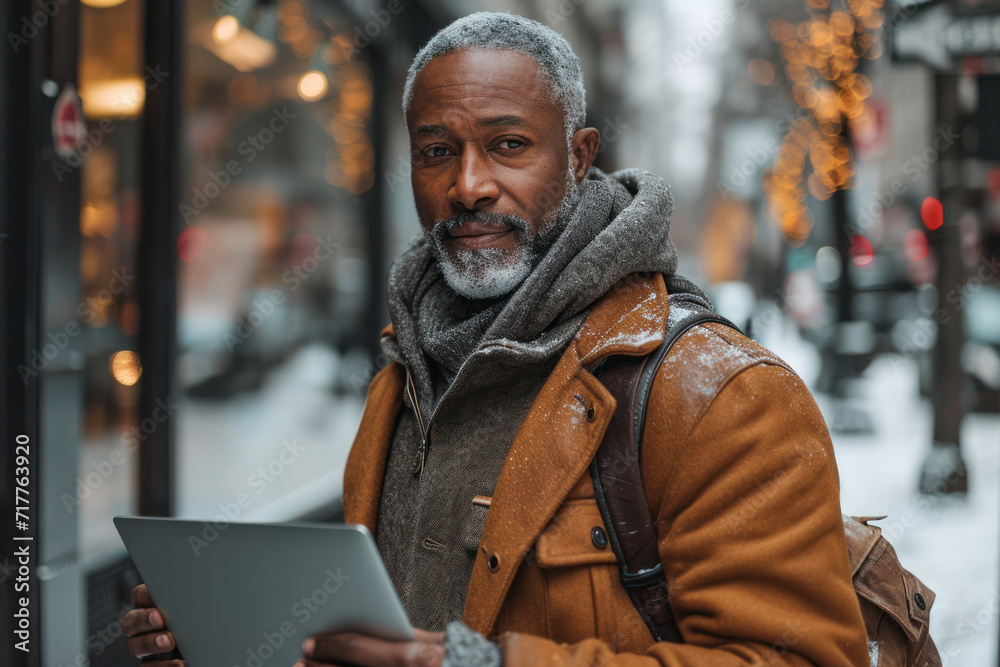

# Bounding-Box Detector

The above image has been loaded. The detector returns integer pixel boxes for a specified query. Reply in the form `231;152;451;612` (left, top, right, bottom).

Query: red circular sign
52;84;85;160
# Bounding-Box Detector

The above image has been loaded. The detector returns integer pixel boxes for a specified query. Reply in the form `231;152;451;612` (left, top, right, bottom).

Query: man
123;12;870;666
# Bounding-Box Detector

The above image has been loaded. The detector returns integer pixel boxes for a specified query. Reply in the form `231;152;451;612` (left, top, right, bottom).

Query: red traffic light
849;235;874;267
920;196;943;230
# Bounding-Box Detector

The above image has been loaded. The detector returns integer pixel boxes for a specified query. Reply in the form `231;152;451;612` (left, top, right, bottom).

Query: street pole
918;71;968;495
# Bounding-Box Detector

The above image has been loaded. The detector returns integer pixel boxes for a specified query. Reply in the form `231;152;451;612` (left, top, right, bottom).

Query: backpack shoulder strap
590;300;741;644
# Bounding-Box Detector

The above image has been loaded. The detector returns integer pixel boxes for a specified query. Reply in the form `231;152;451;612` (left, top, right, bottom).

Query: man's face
406;49;585;299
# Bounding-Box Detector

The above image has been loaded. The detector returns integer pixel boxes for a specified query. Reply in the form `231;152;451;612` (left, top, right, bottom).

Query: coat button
591;526;608;549
914;593;926;611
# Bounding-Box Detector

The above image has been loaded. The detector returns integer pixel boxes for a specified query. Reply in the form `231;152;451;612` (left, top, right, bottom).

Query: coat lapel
463;273;670;636
342;275;671;634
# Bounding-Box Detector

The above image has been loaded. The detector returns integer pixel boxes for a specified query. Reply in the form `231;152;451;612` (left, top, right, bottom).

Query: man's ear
570;127;601;184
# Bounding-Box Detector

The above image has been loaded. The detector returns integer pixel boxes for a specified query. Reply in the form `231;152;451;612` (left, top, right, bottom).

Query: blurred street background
1;0;999;664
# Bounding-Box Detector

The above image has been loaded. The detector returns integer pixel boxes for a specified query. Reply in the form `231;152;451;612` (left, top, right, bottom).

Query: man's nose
448;149;500;210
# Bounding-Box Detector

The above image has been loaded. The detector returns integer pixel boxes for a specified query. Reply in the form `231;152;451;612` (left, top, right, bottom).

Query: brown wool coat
343;273;870;666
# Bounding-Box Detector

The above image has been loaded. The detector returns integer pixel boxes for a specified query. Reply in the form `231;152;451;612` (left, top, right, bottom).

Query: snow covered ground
760;315;1000;665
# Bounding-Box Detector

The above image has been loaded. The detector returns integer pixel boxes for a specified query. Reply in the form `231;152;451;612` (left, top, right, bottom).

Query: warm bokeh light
80;201;118;237
278;0;322;58
80;0;128;7
110;350;142;386
198;26;277;72
213;16;240;45
748;58;777;85
765;0;884;245
79;77;145;119
298;70;328;101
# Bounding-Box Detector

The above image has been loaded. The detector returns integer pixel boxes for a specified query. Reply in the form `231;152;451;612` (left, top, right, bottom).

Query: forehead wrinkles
413;93;529;135
408;50;557;127
412;80;542;125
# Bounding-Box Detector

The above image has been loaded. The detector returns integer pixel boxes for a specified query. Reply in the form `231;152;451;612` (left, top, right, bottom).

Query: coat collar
342;273;670;634
573;272;669;365
375;272;669;363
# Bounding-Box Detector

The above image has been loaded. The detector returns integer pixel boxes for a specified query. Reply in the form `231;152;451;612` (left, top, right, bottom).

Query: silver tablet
114;516;413;667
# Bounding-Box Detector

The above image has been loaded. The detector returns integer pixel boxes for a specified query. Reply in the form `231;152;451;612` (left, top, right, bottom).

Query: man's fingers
304;633;443;667
305;633;391;666
127;629;175;658
412;629;445;643
130;583;155;608
404;639;445;667
121;607;164;637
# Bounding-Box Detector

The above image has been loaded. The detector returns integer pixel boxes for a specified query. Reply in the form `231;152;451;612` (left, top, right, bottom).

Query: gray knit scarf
385;167;710;417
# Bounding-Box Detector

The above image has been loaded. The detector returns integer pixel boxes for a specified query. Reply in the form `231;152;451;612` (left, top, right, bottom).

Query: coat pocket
536;499;619;568
533;499;643;646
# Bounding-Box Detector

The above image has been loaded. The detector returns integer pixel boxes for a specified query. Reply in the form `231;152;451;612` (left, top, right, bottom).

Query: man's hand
121;584;184;666
295;628;445;667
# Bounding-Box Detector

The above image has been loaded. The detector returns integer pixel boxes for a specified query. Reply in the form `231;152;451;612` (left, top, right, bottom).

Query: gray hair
402;12;587;141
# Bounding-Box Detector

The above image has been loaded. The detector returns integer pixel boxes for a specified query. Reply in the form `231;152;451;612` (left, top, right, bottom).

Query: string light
765;0;884;244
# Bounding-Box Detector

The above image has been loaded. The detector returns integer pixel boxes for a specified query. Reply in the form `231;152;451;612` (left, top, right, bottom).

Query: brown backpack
591;296;941;666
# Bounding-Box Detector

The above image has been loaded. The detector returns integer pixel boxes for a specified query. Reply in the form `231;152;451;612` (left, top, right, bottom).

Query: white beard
430;163;579;300
436;242;540;300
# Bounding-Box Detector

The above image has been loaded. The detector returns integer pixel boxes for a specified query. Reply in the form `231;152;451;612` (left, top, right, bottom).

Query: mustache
432;211;530;237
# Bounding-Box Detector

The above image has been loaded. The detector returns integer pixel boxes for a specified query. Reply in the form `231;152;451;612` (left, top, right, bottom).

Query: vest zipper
404;366;428;477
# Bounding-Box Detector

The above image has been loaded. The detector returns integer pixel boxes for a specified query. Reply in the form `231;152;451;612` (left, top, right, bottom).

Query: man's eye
424;146;451;158
497;139;524;150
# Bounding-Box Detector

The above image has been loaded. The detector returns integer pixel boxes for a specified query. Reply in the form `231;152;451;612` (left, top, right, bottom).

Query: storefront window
175;0;376;519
